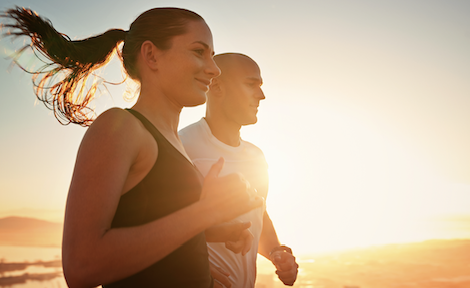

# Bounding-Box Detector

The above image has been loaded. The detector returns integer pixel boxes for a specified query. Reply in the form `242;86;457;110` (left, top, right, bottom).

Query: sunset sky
1;0;470;254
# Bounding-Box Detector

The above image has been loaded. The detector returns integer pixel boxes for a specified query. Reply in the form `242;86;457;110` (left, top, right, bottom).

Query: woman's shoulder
82;108;147;147
93;107;137;125
89;108;144;132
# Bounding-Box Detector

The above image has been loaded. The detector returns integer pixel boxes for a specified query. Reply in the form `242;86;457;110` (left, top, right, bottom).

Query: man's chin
242;118;258;126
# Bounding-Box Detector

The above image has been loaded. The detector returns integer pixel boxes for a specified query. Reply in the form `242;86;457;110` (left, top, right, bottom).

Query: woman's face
155;20;220;107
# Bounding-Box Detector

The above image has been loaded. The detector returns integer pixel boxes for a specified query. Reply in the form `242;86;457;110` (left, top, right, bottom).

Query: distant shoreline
0;244;61;248
0;216;63;248
296;238;470;258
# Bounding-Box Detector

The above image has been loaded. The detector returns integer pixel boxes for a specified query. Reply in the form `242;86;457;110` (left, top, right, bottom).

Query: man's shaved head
205;52;265;128
211;53;259;82
214;53;258;71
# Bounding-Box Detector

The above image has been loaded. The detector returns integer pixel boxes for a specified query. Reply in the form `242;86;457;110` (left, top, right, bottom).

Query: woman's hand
200;158;263;225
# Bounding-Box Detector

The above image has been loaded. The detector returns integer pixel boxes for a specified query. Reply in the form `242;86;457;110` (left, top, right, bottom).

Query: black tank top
103;109;213;288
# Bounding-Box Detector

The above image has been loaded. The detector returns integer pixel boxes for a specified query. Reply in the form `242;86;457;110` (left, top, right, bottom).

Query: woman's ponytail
2;7;126;126
2;6;205;126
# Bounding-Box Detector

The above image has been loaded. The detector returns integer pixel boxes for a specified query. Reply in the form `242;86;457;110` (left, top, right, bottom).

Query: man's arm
258;211;299;286
258;211;280;258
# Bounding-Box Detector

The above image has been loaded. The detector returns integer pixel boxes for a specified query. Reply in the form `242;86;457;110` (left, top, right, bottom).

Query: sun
239;101;470;254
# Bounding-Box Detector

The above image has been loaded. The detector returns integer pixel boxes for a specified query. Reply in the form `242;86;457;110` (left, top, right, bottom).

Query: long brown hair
1;7;204;126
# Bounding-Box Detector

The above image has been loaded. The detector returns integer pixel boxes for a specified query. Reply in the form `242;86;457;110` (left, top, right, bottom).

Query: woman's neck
132;87;182;138
132;88;195;162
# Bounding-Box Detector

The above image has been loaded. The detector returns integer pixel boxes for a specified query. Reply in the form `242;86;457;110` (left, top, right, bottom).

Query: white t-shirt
179;118;269;288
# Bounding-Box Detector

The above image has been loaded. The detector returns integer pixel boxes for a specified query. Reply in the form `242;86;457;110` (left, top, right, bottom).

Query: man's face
220;57;265;126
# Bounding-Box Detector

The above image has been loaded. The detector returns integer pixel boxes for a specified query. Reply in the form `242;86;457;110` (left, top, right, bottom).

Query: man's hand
206;220;254;256
270;250;299;286
210;263;231;288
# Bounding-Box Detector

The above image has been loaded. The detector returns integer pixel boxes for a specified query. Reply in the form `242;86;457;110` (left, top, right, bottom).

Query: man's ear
140;40;159;71
209;77;223;97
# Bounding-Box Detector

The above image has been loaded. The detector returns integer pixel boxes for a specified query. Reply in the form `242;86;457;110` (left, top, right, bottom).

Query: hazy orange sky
1;0;470;254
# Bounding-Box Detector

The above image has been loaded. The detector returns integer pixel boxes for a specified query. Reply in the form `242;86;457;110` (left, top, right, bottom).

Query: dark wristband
269;245;292;257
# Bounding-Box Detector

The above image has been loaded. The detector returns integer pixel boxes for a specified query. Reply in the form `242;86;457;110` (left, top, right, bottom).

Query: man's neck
204;116;242;147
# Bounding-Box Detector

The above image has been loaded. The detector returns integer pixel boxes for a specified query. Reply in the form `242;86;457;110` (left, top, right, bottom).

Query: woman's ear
140;40;159;71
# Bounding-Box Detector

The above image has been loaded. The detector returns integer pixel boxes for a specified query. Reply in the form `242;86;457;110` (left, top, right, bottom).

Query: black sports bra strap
126;109;163;140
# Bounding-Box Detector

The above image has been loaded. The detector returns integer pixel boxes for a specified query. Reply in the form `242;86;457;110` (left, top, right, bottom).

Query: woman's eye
194;49;204;55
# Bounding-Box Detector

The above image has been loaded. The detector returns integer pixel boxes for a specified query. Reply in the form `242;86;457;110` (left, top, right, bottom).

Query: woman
2;7;262;288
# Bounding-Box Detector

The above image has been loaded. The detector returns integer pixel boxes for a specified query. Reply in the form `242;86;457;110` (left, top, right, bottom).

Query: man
179;53;298;287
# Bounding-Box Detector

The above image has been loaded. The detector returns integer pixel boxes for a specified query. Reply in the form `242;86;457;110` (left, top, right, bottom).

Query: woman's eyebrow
192;41;209;49
192;41;215;56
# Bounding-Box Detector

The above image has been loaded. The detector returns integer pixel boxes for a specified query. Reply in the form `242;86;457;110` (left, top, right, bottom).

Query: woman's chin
184;95;207;107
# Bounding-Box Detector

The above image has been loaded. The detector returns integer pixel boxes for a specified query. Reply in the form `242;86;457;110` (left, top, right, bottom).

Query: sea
0;246;66;288
2;240;470;288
